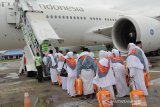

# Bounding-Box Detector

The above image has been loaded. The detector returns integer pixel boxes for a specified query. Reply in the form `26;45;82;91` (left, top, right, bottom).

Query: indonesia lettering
39;4;84;12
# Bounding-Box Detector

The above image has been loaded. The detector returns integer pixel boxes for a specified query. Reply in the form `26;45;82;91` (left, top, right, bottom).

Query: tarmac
0;57;160;107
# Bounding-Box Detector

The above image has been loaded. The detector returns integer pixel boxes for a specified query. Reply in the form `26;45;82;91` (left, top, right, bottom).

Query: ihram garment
48;54;58;83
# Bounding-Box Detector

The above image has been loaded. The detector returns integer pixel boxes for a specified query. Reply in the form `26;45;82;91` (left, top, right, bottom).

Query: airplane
1;0;160;75
1;0;160;53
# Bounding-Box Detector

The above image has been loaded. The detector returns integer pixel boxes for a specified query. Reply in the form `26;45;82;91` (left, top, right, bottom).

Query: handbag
60;60;68;77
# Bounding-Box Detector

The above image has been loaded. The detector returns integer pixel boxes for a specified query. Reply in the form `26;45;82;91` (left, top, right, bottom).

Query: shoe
91;93;95;99
80;96;87;100
71;96;76;98
86;95;90;99
53;82;59;85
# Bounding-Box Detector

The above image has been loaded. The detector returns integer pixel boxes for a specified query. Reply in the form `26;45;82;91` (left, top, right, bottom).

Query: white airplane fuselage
0;0;122;50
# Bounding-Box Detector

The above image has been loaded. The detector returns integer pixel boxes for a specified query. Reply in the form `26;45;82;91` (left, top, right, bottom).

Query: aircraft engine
112;15;160;53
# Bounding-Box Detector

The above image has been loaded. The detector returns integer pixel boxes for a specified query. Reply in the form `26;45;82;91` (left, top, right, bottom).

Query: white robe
136;46;149;71
81;69;95;95
57;60;64;73
112;63;129;97
129;68;148;95
66;64;77;96
93;63;116;88
93;61;116;99
61;77;67;90
48;54;58;83
50;68;58;83
57;58;67;89
127;55;148;95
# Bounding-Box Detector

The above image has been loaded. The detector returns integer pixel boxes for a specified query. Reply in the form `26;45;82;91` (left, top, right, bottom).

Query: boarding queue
35;41;150;106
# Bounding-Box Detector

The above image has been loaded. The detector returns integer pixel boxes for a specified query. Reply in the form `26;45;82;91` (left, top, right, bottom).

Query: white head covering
57;53;64;57
99;50;107;59
112;49;120;57
76;54;80;58
99;58;109;67
89;52;94;58
78;51;89;59
106;51;112;58
128;43;136;54
67;52;73;58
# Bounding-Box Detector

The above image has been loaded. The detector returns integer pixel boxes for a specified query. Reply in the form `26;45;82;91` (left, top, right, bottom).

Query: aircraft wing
154;16;160;21
93;26;112;39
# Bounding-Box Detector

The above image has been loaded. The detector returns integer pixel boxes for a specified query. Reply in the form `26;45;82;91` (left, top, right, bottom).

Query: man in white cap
47;50;58;85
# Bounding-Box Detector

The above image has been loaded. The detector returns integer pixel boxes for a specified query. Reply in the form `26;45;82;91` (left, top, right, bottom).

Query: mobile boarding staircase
11;0;63;76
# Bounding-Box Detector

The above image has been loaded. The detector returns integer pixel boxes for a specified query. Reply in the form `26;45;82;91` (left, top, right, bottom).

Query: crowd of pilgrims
42;42;149;100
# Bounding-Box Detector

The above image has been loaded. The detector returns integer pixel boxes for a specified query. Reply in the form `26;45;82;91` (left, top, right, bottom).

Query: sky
45;0;160;17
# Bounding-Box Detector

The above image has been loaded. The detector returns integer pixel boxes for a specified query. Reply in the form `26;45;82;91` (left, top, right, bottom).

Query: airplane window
74;16;76;19
99;18;101;20
107;18;109;21
105;18;106;21
66;16;69;19
46;15;49;18
84;17;86;20
112;19;114;21
54;15;57;19
70;16;72;19
93;17;95;20
59;16;61;19
110;18;112;21
80;17;83;20
63;16;65;19
90;17;92;20
77;17;79;19
51;15;53;18
96;18;98;20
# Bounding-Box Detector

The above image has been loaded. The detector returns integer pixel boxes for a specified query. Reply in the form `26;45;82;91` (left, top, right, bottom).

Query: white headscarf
106;51;112;58
99;50;107;59
67;52;73;58
78;51;89;59
57;53;64;57
99;58;109;67
89;52;94;59
128;43;136;55
112;49;120;57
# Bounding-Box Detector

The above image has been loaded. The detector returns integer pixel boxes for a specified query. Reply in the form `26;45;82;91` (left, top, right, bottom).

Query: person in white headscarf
93;50;116;99
77;48;97;98
135;41;149;72
126;43;148;95
112;49;129;97
57;52;67;90
47;50;58;85
65;51;77;97
57;53;65;73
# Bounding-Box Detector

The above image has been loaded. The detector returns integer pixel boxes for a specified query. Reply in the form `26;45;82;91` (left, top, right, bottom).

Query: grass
0;59;21;63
